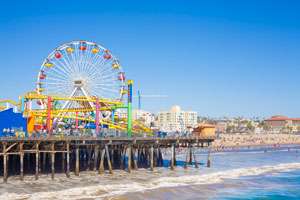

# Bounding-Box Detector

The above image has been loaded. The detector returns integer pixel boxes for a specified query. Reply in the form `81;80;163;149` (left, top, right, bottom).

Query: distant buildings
265;115;300;133
121;108;300;135
132;109;155;127
158;105;197;132
116;110;127;119
215;121;227;133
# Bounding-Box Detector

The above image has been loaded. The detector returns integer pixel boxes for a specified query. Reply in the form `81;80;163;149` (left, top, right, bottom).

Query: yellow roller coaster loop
118;117;153;134
0;99;20;106
23;107;115;116
24;93;123;106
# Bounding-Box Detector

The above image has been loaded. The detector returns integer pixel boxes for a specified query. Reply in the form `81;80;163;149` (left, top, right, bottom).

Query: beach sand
212;133;300;149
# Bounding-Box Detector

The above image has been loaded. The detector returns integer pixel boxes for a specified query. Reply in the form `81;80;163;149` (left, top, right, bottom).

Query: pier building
265;115;300;133
192;124;216;138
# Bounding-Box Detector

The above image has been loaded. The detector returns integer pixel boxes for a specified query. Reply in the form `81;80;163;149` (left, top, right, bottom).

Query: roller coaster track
1;94;153;135
24;94;123;105
0;99;20;106
30;112;151;134
24;106;114;115
0;99;20;111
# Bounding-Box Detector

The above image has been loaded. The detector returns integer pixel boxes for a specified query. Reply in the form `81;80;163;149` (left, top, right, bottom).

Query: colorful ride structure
1;40;152;137
0;100;20;111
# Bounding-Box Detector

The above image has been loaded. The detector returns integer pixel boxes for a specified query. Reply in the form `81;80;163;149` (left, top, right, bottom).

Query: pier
0;136;214;182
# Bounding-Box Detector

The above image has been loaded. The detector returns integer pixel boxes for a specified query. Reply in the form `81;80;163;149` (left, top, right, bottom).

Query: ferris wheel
36;40;126;107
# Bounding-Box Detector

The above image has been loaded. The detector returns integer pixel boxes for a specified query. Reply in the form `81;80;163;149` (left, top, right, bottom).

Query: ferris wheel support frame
53;85;97;125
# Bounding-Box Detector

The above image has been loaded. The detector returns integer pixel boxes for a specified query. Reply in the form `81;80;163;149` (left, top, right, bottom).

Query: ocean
1;145;300;200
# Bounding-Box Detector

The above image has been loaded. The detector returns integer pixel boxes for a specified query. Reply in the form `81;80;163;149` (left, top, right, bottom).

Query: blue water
210;146;300;200
218;170;300;200
137;146;300;200
1;145;300;200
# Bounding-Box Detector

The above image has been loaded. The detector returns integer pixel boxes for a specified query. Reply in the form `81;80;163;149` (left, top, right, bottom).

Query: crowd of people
212;133;300;149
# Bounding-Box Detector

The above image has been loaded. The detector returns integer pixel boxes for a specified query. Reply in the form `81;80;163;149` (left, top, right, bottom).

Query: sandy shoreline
212;134;300;149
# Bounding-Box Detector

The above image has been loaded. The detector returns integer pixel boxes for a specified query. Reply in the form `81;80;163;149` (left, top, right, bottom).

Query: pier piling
0;137;214;182
35;143;39;180
51;142;55;180
184;148;189;169
93;145;98;171
66;142;70;178
150;145;154;171
75;146;80;176
3;142;7;183
99;147;105;174
133;147;138;170
207;148;211;168
170;144;175;170
127;145;132;173
20;142;24;181
42;152;46;173
193;148;199;168
62;151;65;174
105;145;113;174
189;146;193;165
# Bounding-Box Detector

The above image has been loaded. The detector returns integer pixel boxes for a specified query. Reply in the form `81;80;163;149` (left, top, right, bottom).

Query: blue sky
0;0;300;117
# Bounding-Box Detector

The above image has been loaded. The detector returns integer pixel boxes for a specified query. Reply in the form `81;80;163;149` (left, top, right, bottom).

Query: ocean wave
2;162;300;200
199;147;300;156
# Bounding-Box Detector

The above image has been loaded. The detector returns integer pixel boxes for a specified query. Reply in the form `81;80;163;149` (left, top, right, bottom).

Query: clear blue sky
0;0;300;117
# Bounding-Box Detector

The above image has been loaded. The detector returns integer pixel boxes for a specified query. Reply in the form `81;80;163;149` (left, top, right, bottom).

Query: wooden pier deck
0;136;215;182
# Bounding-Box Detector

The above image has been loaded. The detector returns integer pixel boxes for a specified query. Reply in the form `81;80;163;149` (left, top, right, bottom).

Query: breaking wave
1;162;300;200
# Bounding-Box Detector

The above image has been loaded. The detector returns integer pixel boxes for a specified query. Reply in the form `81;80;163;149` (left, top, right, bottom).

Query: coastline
0;139;299;200
212;133;300;150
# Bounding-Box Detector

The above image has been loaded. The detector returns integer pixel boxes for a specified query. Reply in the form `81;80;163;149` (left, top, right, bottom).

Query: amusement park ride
0;40;152;137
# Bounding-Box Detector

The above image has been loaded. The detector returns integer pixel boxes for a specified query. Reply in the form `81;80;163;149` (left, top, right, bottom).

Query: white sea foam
1;162;300;200
199;147;300;156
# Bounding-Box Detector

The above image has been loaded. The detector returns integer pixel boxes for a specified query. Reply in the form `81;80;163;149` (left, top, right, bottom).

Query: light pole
127;80;133;137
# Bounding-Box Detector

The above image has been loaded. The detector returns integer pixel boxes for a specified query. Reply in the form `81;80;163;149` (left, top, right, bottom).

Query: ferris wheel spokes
36;40;126;126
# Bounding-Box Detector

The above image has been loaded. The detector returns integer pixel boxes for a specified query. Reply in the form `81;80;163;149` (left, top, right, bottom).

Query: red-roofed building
265;116;300;132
